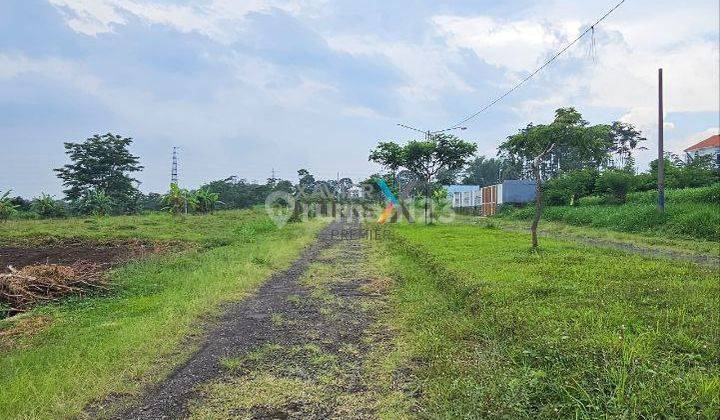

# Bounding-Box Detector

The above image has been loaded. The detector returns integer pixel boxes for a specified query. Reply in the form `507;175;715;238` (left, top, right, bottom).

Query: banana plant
162;183;196;215
0;190;19;221
193;188;222;214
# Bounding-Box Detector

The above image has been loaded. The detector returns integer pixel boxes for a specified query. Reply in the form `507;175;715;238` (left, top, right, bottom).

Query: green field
372;224;720;418
0;210;324;418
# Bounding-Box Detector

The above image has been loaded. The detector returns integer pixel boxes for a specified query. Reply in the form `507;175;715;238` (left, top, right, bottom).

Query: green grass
372;224;719;418
0;210;277;247
0;210;325;418
499;202;720;241
469;217;720;258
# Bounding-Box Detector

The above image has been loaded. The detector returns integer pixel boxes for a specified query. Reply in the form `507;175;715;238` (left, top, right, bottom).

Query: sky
0;0;718;197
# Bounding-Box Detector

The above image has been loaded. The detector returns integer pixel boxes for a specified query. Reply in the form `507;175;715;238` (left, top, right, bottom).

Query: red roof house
684;134;720;152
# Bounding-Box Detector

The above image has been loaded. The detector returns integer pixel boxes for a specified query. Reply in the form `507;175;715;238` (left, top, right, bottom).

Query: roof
443;185;480;193
685;134;720;152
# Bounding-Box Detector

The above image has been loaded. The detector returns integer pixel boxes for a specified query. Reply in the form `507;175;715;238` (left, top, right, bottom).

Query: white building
684;134;720;165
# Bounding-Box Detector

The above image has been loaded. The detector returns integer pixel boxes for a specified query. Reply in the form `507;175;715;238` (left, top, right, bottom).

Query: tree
462;156;504;186
0;191;19;221
369;134;477;223
610;121;646;167
499;108;613;248
54;133;143;211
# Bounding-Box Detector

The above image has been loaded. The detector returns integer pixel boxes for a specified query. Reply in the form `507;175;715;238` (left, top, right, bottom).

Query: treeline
0;132;369;220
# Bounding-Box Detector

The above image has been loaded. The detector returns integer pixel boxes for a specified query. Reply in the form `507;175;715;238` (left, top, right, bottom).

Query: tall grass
501;202;720;241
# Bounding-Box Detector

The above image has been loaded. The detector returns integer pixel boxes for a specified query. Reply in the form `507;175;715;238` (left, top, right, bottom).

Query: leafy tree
609;121;646;167
193;188;221;213
369;134;477;223
162;183;195;215
71;189;114;216
0;191;19;221
31;194;67;219
462;156;504;186
499;108;612;247
297;169;316;193
54;133;143;211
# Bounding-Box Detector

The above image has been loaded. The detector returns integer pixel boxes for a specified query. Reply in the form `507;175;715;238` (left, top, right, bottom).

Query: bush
31;194;67;219
544;169;598;205
595;169;635;203
576;195;605;206
627;183;720;205
497;202;720;241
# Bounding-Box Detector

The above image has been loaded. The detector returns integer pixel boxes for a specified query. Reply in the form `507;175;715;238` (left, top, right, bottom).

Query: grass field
499;201;720;241
0;210;324;418
372;224;720;418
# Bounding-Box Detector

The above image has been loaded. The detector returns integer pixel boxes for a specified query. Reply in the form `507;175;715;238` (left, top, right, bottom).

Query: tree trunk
531;164;542;248
530;143;556;249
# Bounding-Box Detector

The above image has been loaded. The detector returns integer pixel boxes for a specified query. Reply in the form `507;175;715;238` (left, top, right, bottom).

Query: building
445;185;482;208
444;180;536;215
684;134;720;165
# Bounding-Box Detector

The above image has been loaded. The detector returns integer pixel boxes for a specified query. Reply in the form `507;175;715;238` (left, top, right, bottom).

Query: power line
445;0;627;130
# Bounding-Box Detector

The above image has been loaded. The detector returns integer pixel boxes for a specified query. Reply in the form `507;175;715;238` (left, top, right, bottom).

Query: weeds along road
119;221;402;419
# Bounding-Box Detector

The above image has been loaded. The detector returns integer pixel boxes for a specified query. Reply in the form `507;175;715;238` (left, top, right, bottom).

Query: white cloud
48;0;327;40
0;54;103;93
432;15;581;73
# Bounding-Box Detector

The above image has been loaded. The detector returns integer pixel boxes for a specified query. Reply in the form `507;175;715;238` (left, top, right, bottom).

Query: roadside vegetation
372;224;719;418
497;184;720;241
0;210;324;418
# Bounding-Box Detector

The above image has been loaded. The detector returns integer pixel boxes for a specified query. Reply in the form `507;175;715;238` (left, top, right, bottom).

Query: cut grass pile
0;262;105;316
372;224;719;418
0;210;325;418
499;202;720;241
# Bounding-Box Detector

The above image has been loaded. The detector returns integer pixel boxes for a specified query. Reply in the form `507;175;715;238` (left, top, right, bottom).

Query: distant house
684;134;720;165
444;180;536;215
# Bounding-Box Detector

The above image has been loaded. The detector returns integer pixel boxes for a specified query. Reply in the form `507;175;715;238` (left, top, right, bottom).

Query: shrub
595;169;635;203
544;169;598;205
31;194;67;219
627;183;720;205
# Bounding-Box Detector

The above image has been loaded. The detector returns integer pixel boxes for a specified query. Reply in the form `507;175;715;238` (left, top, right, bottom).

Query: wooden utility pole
657;68;665;212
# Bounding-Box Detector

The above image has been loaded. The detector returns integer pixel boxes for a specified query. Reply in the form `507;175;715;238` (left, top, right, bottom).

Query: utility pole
171;146;179;185
658;68;665;212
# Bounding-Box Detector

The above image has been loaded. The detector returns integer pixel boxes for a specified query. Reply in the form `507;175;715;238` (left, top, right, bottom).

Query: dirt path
119;221;403;419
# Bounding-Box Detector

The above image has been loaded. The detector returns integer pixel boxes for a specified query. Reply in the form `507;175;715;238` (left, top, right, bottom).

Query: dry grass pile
1;262;106;315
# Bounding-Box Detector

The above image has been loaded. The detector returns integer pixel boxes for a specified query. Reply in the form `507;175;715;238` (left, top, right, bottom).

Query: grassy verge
371;224;719;418
0;211;325;418
497;202;720;241
464;216;720;258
